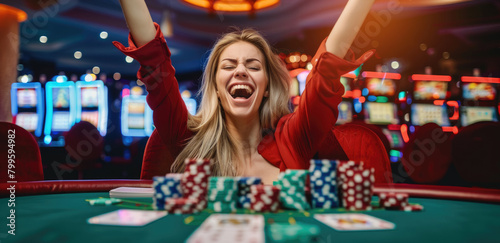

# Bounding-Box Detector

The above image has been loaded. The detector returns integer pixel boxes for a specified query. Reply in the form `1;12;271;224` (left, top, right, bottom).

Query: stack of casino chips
276;170;310;210
237;177;262;209
378;192;423;211
309;159;339;209
207;177;238;212
249;185;281;213
152;175;183;210
163;159;211;214
338;161;375;211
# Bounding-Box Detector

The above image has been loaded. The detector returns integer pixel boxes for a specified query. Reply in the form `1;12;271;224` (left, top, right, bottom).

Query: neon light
447;101;459;120
390;156;399;163
461;76;500;83
343;90;353;98
411;74;451;82
122;88;130;97
342;72;357;79
376;96;388;103
410;125;415;133
353;90;362;98
387;124;401;131
354;99;362;113
433;100;445;106
401;124;409;143
362;71;401;80
442;126;458;134
358;96;366;103
407;97;412;105
398;91;406;100
367;95;377;102
362;88;369;96
390;150;401;157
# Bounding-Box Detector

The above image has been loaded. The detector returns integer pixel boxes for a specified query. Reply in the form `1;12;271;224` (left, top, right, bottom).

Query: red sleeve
274;39;374;170
112;23;192;156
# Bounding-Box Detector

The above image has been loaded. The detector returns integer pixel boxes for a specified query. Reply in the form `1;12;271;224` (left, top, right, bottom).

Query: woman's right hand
118;0;156;47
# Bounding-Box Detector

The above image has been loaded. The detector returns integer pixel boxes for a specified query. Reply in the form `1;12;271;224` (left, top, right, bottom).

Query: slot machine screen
461;106;498;126
15;113;38;132
462;83;496;101
366;78;395;96
17;88;37;108
128;116;145;129
411;104;450;126
413;81;448;100
364;102;398;125
81;87;99;108
336;101;353;125
127;102;146;129
128;102;146;114
52;87;70;108
52;111;71;131
81;111;99;128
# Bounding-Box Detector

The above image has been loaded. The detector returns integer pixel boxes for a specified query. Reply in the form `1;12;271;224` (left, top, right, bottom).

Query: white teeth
229;84;253;95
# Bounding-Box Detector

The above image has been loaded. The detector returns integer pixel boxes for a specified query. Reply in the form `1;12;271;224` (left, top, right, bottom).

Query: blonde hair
171;29;291;176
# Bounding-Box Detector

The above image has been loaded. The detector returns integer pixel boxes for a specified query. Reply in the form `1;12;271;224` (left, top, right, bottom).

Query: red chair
346;121;392;154
0;122;43;181
141;123;393;184
64;121;104;179
401;123;454;184
451;121;500;186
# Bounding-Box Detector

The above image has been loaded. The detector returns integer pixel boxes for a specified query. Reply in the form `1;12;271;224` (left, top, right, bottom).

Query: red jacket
113;23;374;172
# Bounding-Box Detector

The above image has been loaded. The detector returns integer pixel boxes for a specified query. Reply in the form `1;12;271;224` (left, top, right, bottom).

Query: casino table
1;180;500;243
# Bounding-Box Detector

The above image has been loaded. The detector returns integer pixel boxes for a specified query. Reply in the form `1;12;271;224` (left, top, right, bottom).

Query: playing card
87;209;167;226
314;213;395;231
187;214;265;243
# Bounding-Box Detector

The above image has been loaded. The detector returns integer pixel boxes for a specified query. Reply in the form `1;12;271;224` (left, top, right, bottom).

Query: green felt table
2;192;500;243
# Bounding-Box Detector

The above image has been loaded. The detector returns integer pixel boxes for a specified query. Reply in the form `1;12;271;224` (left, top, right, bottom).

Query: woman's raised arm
118;0;156;47
326;0;375;58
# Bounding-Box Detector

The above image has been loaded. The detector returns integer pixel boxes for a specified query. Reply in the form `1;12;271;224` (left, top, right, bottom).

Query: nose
234;64;248;79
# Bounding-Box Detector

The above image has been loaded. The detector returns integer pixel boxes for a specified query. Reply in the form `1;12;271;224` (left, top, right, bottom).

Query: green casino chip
87;198;122;206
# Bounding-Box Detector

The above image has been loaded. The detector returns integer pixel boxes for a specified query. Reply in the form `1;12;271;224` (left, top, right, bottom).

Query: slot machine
336;72;357;125
460;76;499;127
75;79;108;136
361;71;405;162
288;68;309;112
409;74;457;134
11;82;44;137
43;77;77;145
121;86;153;137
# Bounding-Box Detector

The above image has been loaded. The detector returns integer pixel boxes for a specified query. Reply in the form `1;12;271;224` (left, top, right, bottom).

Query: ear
264;90;269;97
216;90;220;97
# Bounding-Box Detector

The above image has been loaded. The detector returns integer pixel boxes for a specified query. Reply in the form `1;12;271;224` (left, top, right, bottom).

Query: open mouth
229;84;254;99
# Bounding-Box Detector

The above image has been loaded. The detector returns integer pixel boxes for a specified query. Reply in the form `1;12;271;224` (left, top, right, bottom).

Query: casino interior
1;0;500;242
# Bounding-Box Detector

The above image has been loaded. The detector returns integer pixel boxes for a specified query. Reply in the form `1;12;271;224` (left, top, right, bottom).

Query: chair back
402;123;453;184
0;122;43;181
452;121;500;185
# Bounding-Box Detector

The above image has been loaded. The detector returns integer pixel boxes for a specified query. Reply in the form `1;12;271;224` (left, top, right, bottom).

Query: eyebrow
220;58;262;64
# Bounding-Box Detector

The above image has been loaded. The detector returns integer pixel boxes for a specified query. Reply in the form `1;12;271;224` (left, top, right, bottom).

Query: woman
114;0;375;185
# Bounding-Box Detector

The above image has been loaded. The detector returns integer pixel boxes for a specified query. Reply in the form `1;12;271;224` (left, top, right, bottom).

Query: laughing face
216;41;269;121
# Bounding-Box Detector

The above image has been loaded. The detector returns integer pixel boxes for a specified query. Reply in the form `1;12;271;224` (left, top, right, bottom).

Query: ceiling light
182;0;280;17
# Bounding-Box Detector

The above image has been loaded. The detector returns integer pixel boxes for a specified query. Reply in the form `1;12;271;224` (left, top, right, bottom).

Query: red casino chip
402;204;424;212
249;185;281;212
341;167;374;211
378;192;409;208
